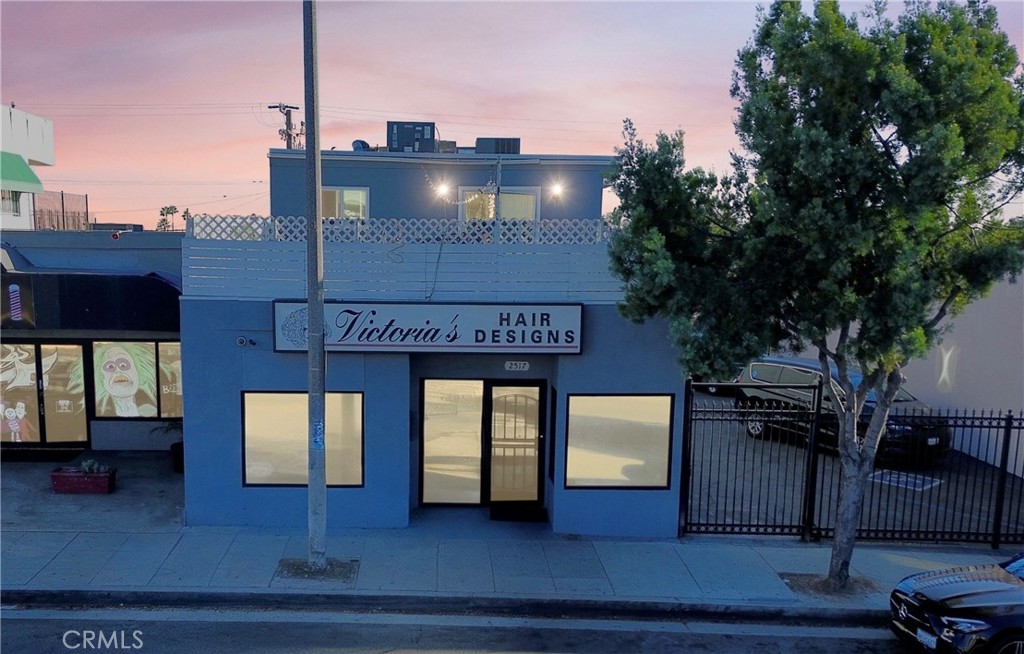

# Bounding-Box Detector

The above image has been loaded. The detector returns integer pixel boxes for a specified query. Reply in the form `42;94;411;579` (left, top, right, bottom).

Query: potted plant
151;420;184;473
50;458;117;494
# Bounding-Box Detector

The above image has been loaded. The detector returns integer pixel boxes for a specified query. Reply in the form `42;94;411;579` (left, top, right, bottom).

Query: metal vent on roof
475;138;521;154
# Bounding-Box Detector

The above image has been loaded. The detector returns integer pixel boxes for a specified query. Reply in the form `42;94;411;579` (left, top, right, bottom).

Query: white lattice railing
187;215;615;245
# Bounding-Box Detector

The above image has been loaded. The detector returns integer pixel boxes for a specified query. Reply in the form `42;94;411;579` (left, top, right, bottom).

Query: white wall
904;280;1024;412
2;106;54;165
0;192;34;230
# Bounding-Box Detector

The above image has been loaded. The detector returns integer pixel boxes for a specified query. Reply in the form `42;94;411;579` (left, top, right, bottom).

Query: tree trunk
827;454;871;590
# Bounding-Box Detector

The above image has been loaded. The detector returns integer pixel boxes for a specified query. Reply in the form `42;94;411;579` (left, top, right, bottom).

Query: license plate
916;628;938;650
927;437;939;446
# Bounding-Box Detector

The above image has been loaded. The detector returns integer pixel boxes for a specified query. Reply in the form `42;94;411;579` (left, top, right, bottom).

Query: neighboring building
903;279;1024;412
1;106;51;230
1;105;90;230
1;231;184;459
181;125;687;538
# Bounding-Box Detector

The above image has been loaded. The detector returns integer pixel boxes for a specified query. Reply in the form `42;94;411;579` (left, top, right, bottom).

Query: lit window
158;343;183;418
322;188;369;219
565;395;673;488
41;345;87;442
1;344;41;442
459;187;538;221
243;392;363;486
93;342;158;418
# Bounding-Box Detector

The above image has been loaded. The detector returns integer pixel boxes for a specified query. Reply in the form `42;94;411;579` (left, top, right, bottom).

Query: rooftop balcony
183;215;624;303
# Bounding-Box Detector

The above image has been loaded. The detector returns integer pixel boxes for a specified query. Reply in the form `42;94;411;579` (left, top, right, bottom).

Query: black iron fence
682;381;1024;547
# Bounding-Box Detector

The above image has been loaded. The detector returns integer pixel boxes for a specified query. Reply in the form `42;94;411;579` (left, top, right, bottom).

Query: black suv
734;356;952;465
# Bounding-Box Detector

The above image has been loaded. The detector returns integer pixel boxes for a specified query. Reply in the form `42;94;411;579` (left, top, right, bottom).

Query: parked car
889;553;1024;654
691;367;745;396
734;356;952;465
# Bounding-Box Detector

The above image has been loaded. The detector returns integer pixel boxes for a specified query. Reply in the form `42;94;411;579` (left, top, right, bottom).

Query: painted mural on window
158;343;183;418
93;342;157;418
0;344;44;442
41;345;87;442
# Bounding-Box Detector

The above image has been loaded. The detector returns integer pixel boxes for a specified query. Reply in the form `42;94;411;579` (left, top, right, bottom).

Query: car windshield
847;372;917;402
1002;554;1024;580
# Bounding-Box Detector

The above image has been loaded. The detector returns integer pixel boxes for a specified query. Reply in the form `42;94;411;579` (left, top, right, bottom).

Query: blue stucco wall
181;298;410;529
550;305;684;538
181;295;684;537
269;151;609;220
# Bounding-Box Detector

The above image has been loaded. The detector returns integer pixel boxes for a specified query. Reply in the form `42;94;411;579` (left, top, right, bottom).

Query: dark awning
0;152;44;194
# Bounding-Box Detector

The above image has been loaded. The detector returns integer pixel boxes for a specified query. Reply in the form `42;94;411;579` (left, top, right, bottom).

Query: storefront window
565;395;673;488
93;342;158;418
422;380;484;504
158;343;183;418
40;345;87;442
243;392;363;486
1;344;42;443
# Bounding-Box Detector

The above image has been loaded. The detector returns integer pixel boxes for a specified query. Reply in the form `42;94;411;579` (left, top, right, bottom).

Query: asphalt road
1;606;908;654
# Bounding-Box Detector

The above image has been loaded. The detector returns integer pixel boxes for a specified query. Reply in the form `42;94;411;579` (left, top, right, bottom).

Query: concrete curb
1;589;890;627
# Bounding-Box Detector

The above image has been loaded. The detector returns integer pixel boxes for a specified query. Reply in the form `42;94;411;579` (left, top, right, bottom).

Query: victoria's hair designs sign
274;302;582;354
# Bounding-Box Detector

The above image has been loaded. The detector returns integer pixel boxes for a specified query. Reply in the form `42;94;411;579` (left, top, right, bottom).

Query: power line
89;191;269;214
40;180;265;186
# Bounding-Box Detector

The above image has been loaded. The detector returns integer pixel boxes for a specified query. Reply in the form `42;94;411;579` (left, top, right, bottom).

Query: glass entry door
421;379;544;511
489;386;540;503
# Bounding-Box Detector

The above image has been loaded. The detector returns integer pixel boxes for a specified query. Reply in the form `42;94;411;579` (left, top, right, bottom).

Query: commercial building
1;231;184;458
180;124;687;537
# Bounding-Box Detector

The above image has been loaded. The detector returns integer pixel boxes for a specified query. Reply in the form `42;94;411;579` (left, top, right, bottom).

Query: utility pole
302;0;327;571
269;103;301;149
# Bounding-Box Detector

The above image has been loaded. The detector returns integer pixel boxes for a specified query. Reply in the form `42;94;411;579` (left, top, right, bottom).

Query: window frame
241;390;366;488
563;393;675;491
322;186;370;220
0;339;184;450
1;190;22;216
92;340;184;420
457;186;540;221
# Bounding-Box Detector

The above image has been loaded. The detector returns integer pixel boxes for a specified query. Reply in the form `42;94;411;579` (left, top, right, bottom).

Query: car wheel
745;412;767;439
990;634;1024;654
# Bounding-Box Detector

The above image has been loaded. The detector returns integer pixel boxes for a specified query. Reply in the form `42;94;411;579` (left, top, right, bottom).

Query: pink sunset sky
2;1;1022;230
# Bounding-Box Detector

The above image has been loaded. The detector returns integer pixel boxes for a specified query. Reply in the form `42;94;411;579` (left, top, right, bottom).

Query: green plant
78;459;110;474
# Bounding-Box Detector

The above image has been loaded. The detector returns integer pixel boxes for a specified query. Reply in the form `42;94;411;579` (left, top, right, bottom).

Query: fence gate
681;380;1024;547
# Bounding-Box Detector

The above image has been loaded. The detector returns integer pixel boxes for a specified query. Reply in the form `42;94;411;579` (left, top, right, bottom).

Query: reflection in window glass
41;345;87;443
566;395;672;488
1;344;41;442
460;189;537;221
244;393;363;486
158;343;183;418
93;342;157;417
322;188;368;219
422;380;483;504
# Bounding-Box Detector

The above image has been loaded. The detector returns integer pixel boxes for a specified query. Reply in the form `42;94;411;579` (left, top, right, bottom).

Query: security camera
236;336;247;347
110;230;129;240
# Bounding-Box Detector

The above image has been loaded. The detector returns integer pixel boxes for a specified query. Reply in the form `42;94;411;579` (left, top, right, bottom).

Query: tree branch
924;286;961;332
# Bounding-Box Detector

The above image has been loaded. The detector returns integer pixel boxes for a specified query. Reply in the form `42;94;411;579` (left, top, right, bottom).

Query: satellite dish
352;139;370;151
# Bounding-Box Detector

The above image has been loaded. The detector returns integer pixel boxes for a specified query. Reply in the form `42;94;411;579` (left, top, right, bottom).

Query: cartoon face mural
93;342;157;418
101;346;140;400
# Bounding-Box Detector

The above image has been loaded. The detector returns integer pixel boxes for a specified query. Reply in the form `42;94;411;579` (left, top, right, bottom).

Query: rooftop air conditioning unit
475;137;521;155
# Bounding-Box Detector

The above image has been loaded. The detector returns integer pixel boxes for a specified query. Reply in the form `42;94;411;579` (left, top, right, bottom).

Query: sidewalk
1;451;1011;623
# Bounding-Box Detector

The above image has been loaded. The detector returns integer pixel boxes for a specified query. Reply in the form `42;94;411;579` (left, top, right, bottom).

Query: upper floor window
459;186;538;221
322;187;368;219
